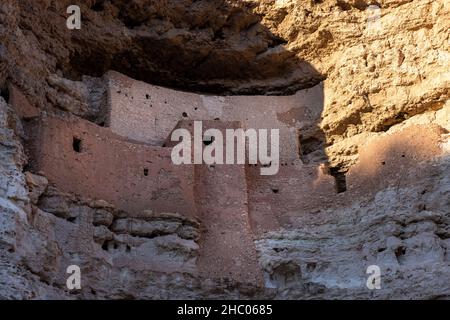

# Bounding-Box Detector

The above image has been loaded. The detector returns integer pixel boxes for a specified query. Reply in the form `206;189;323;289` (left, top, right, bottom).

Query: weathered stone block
24;172;48;204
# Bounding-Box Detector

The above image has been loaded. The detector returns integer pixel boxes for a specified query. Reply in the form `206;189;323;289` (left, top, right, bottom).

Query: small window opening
329;166;347;193
143;168;149;176
1;85;10;102
73;137;82;153
182;112;188;118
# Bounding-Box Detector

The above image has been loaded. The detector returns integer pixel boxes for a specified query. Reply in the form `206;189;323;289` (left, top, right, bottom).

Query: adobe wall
106;71;324;162
17;75;450;291
25;115;196;217
167;120;263;285
247;164;336;234
247;124;448;234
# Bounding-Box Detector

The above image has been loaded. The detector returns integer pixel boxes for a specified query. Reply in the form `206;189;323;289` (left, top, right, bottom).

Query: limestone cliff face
0;0;449;299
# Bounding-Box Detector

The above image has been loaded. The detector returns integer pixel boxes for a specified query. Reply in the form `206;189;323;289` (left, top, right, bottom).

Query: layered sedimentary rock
0;0;449;299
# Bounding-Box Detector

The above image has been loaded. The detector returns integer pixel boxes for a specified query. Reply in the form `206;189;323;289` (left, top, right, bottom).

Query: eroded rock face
0;0;449;299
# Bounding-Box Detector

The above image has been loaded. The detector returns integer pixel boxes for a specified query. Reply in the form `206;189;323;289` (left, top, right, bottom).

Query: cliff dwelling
1;0;449;301
13;69;450;291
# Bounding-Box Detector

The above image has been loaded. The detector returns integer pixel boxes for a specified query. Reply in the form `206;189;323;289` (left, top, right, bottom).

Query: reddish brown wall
167;120;263;285
247;164;336;234
106;71;324;163
247;125;447;235
26;116;196;217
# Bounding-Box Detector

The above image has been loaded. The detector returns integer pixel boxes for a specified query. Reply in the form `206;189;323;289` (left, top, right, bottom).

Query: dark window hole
1;85;10;102
271;188;279;194
182;112;188;118
143;168;149;176
73;137;82;153
329;167;347;193
145;94;150;99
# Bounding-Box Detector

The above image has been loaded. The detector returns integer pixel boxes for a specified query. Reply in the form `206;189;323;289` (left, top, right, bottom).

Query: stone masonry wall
106;71;325;163
25;115;196;217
